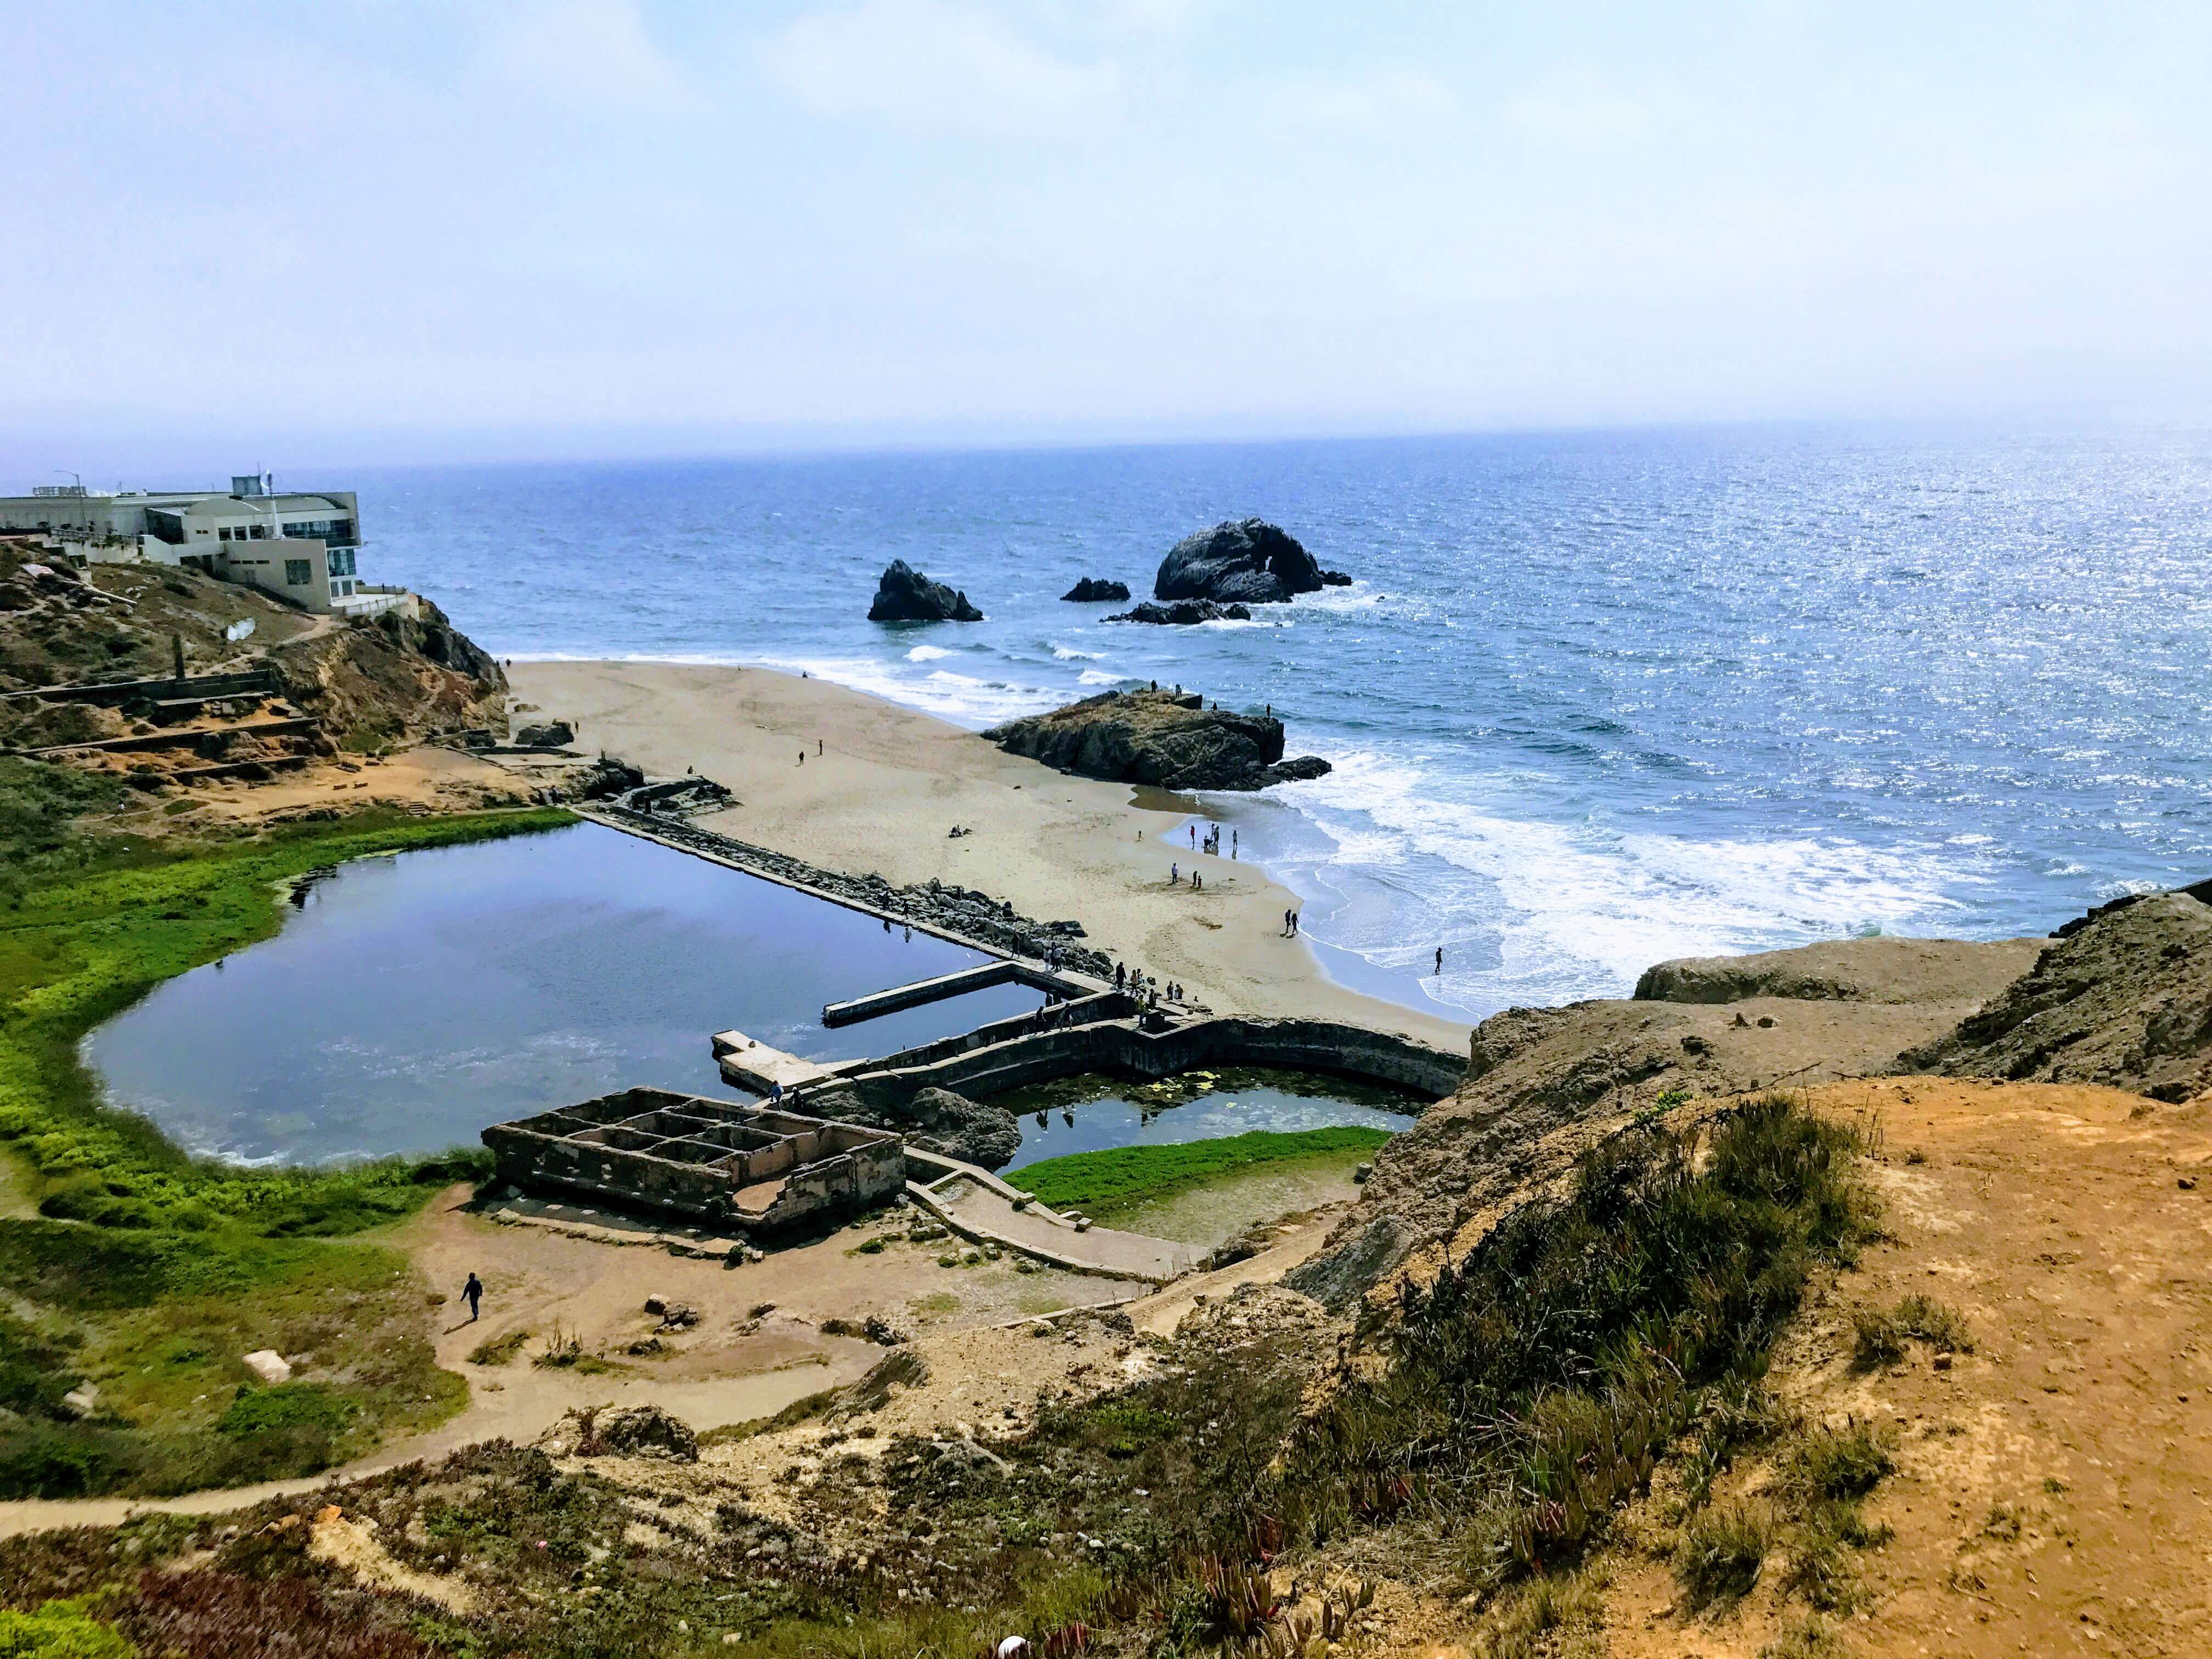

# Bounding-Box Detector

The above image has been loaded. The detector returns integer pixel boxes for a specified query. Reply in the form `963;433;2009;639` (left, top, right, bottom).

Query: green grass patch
0;798;570;1498
1014;1126;1391;1217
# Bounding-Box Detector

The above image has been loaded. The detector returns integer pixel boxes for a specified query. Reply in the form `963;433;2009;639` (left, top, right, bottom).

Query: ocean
355;422;2212;1024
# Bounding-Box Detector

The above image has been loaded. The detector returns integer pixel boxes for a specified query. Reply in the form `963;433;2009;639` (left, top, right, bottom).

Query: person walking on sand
462;1272;484;1323
817;738;823;755
1291;910;1301;935
798;749;804;765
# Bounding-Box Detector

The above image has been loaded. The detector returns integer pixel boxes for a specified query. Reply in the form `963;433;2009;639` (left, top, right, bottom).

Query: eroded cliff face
1903;889;2212;1100
268;600;507;750
1285;932;2046;1310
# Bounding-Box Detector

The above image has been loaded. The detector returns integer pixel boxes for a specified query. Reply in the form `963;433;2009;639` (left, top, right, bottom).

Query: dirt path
0;1187;1146;1540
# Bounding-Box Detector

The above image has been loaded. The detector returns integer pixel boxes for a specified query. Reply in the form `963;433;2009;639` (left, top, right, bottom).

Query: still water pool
995;1066;1421;1170
84;821;1042;1164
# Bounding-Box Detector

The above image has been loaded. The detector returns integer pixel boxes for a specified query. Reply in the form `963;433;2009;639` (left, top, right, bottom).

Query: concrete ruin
482;1087;906;1232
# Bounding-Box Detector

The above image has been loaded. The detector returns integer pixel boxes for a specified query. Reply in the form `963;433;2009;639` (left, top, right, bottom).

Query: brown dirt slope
1286;934;2040;1309
1904;890;2212;1102
1575;1076;2212;1659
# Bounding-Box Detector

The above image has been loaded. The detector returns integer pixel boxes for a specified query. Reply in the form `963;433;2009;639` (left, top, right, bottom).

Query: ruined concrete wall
840;1015;1464;1115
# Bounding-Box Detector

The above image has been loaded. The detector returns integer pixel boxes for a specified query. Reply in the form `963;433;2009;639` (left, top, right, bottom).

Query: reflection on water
996;1066;1421;1169
85;822;1041;1164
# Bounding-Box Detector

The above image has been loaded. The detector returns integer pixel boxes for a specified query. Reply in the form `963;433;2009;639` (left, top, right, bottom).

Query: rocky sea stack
983;687;1330;792
1060;577;1130;602
1108;599;1251;625
868;559;984;623
1154;518;1349;604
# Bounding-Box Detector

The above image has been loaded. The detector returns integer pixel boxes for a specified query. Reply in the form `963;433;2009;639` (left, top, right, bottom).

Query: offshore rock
983;687;1330;792
1154;518;1331;604
1107;599;1251;625
1061;577;1130;602
868;560;984;623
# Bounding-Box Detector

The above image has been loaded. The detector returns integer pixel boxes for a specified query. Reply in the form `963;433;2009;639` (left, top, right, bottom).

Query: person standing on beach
1188;825;1196;849
1292;911;1301;935
817;738;823;755
1434;946;1444;975
1232;830;1238;859
1171;862;1179;884
798;749;804;765
462;1272;484;1323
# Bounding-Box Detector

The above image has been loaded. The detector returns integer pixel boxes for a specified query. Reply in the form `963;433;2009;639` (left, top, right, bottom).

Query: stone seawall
829;1014;1464;1114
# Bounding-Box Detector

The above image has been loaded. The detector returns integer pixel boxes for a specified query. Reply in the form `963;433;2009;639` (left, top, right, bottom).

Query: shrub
1677;1500;1774;1606
0;1597;133;1659
1785;1420;1895;1501
216;1383;357;1440
1854;1294;1970;1366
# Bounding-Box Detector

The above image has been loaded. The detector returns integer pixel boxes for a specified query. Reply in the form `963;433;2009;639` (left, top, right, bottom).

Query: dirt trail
1580;1077;2212;1659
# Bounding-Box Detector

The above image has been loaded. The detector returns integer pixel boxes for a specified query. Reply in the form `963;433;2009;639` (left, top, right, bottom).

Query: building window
326;548;356;577
285;559;312;585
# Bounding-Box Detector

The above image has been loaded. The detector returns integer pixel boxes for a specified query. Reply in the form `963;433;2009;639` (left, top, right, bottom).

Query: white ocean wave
754;654;1058;729
1077;668;1125;686
1271;748;1987;1012
1052;645;1103;660
906;645;955;662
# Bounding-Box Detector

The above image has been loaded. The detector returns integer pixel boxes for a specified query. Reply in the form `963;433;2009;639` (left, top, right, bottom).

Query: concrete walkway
909;1160;1200;1283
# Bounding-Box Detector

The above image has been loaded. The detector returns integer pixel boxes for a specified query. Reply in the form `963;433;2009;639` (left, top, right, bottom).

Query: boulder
1061;577;1130;602
868;560;984;623
241;1350;292;1385
983;687;1331;792
894;1086;1023;1170
1107;600;1252;625
514;720;573;747
1154;519;1331;604
596;1404;700;1462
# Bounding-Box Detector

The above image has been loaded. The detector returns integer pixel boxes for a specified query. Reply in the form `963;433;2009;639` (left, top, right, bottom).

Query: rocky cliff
1154;519;1348;604
982;687;1330;792
867;560;983;623
1901;888;2212;1099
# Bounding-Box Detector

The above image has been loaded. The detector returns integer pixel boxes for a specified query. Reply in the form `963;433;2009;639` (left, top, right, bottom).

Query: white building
0;474;413;619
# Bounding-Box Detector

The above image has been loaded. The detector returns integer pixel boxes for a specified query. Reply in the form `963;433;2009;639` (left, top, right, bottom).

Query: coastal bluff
983;687;1330;791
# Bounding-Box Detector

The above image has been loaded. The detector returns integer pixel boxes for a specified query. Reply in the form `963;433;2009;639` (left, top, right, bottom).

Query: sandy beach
510;660;1470;1052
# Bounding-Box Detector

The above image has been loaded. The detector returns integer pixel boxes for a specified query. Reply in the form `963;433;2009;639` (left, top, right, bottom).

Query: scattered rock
545;1404;699;1462
1106;599;1252;625
514;720;573;747
868;560;983;623
1060;577;1130;602
1153;518;1333;604
983;687;1331;793
241;1350;292;1385
61;1383;98;1418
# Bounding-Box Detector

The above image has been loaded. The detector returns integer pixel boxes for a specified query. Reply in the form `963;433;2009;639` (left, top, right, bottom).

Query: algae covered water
84;821;1042;1164
993;1064;1420;1170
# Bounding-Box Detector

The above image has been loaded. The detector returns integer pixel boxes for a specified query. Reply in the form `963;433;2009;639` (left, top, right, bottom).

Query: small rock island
1060;577;1130;602
868;558;984;622
984;686;1331;791
1107;599;1252;625
1154;518;1350;604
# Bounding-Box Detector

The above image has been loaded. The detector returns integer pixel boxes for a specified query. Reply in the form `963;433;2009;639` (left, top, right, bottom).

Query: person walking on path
462;1272;484;1323
1115;961;1126;989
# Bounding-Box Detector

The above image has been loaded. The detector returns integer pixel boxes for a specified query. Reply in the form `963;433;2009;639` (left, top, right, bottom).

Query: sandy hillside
1429;1075;2212;1659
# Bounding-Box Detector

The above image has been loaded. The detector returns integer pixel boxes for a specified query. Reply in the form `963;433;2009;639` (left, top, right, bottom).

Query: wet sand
511;660;1469;1051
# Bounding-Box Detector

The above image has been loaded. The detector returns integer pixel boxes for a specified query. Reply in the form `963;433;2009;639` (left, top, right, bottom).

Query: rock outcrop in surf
983;687;1330;792
1154;519;1348;604
868;560;984;623
1060;577;1130;603
1107;599;1251;625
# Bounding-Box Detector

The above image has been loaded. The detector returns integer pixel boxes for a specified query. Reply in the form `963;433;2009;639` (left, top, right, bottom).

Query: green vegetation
0;1598;133;1659
0;1097;1880;1658
1014;1126;1391;1217
0;785;571;1497
465;1328;532;1367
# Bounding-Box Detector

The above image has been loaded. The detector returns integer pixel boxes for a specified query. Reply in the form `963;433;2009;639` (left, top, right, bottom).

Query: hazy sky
7;2;2211;469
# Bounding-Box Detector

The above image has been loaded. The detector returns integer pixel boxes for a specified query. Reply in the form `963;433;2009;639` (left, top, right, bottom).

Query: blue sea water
354;424;2212;1023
